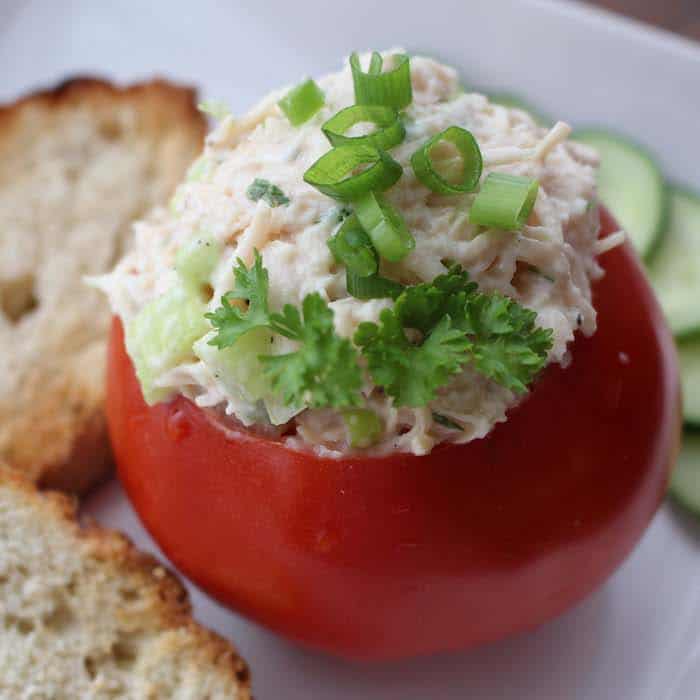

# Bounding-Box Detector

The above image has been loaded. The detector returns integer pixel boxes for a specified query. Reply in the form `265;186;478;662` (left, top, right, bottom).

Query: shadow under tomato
224;582;614;700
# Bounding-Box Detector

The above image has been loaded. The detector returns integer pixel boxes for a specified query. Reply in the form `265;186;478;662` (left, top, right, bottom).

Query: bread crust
0;76;205;137
0;467;252;697
0;77;206;494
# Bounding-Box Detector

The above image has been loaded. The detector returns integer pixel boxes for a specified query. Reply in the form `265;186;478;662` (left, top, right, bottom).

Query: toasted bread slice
0;467;251;699
0;78;206;493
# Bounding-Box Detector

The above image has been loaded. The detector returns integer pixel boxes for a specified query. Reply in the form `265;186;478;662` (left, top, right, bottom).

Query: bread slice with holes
0;78;206;494
0;467;252;699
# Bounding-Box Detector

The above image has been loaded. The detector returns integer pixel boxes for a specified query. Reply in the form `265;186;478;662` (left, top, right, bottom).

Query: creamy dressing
96;51;610;456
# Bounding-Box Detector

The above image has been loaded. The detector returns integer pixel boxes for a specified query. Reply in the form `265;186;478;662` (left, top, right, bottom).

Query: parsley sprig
355;313;469;407
205;251;272;348
206;252;362;409
454;291;554;394
355;265;553;406
263;295;363;408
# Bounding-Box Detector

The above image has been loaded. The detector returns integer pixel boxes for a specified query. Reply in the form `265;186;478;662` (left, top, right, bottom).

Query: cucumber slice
572;130;668;259
678;338;700;426
669;432;700;518
487;92;551;127
648;188;700;338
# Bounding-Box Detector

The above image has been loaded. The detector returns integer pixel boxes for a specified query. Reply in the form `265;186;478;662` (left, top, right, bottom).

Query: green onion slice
410;126;483;194
368;51;383;75
469;173;539;230
350;52;413;111
354;192;415;262
346;271;405;300
322;105;405;150
327;214;378;277
303;145;402;201
278;79;325;126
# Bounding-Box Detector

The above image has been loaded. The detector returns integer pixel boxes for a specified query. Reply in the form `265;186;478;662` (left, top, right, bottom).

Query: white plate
3;1;700;698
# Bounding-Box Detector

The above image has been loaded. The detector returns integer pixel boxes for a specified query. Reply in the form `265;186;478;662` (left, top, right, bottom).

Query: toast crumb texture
0;78;206;493
0;467;252;699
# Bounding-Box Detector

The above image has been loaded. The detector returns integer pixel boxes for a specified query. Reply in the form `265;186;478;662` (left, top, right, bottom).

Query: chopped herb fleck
246;178;290;208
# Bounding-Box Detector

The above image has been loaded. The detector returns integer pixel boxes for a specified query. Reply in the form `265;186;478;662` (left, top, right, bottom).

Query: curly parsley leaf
246;178;290;208
355;310;469;407
205;251;272;348
394;265;477;333
355;265;552;405
262;293;363;408
455;292;553;394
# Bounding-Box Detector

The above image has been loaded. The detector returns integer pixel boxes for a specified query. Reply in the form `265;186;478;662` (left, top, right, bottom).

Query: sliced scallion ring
322;105;405;150
346;271;405;300
469;173;539;230
278;79;325;126
350;52;413;110
303;145;402;201
354;192;415;262
410;126;483;194
327;214;378;277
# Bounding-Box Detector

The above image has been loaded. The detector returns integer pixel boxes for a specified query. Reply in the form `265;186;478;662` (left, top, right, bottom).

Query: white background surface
2;1;700;697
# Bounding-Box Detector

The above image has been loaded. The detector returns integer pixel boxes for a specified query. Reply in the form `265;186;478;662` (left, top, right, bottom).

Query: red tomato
107;210;680;660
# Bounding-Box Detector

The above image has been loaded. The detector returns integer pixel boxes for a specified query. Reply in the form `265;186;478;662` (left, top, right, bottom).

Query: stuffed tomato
99;51;680;660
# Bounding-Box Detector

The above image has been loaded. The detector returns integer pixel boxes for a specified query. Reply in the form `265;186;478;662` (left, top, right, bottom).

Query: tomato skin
107;210;680;660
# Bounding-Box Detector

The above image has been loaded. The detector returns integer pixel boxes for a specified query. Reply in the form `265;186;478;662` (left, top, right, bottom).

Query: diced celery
194;329;304;426
342;408;383;448
176;235;221;290
125;285;209;404
194;328;272;403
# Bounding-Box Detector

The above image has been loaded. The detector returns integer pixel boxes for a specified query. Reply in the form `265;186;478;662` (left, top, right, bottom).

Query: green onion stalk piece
368;52;383;75
469;173;540;231
410;126;483;194
322;105;405;150
278;79;325;126
327;214;378;277
303;144;402;201
354;191;414;262
350;52;413;111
